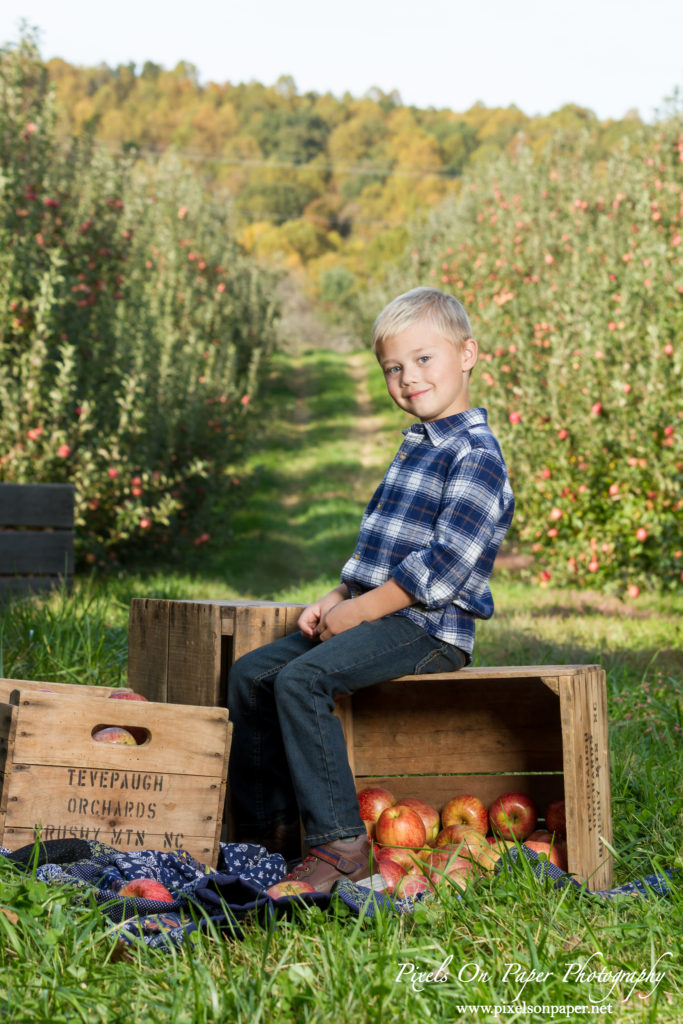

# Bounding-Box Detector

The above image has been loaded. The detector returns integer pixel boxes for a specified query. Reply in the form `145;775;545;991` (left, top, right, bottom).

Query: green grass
0;347;681;1022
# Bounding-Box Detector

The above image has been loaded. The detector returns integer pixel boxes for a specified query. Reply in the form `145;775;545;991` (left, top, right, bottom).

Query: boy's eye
385;365;400;375
418;354;431;364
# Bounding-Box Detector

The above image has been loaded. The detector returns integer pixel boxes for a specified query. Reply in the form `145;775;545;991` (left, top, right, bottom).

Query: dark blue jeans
227;614;466;846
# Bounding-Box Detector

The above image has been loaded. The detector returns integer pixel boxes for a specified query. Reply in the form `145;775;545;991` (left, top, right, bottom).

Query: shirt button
399;452;407;460
354;553;360;560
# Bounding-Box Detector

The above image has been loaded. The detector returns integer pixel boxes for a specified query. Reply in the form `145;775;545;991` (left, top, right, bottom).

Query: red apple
393;797;440;845
118;878;174;902
374;846;423;874
527;829;554;843
267;880;316;899
109;690;149;701
544;798;566;837
376;857;407;894
436;828;499;873
357;787;395;836
554;838;569;871
393;873;434;899
375;805;426;850
523;841;568;871
435;824;476;848
423;850;476;888
92;726;136;745
486;835;517;851
488;792;537;841
441;794;488;836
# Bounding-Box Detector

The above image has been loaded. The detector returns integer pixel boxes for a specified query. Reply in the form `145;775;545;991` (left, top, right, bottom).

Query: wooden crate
335;664;612;890
127;598;305;706
0;483;75;600
0;688;231;867
126;600;612;888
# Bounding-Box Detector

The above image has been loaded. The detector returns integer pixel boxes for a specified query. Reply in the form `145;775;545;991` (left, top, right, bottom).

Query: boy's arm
315;578;414;641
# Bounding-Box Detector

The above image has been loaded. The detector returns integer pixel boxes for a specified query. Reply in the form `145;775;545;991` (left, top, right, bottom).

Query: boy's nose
401;365;420;384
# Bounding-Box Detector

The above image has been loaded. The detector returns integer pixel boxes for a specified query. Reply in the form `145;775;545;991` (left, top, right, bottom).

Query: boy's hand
317;579;415;640
316;599;366;640
298;586;348;638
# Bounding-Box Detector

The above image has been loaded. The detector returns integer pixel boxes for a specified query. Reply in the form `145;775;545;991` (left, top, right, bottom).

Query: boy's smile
378;323;478;422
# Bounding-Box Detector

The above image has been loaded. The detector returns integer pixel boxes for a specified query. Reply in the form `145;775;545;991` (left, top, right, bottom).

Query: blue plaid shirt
340;407;514;659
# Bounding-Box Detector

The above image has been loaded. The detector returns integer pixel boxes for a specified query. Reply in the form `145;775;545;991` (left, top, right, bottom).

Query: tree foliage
37;49;658;304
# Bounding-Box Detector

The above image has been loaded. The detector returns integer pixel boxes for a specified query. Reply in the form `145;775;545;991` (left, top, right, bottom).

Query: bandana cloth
1;840;677;950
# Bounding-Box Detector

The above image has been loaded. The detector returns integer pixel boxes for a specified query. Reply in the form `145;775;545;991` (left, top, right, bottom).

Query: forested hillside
45;56;648;312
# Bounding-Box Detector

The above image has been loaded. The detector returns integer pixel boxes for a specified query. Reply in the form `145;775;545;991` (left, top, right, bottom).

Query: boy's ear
461;337;478;371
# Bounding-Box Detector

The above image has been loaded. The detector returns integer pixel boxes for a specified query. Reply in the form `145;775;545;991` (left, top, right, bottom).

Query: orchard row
0;41;279;564
384;116;682;592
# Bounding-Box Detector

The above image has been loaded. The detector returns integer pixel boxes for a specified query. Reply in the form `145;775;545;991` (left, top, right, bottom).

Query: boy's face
377;322;477;422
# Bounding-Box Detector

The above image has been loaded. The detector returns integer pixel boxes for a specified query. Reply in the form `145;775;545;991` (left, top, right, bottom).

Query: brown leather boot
284;834;372;893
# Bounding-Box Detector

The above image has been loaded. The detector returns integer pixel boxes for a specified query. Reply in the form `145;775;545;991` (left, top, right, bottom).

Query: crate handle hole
91;724;150;746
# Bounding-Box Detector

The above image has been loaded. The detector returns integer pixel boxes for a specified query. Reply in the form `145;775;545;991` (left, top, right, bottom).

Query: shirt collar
402;408;489;446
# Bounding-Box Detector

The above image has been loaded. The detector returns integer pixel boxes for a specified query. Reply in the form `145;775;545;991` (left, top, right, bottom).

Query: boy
227;286;514;892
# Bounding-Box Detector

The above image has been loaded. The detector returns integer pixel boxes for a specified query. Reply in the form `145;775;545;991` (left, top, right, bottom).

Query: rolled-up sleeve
391;448;508;608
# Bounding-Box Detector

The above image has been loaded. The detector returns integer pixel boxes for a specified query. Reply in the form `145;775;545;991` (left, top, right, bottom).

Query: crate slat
0;483;75;528
167;602;222;706
0;678;118;702
7;693;229;777
2;763;224;853
0;532;74;575
0;577;66;599
127;599;170;703
232;604;291;664
346;676;563;776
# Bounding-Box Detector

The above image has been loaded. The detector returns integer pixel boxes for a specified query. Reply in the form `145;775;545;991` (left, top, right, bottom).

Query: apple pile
357;786;567;895
92;690;149;745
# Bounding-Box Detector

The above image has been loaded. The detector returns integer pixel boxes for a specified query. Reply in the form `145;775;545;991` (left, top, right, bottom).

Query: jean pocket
414;643;466;675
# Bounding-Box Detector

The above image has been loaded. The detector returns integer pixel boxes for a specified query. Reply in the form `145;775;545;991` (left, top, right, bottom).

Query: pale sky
2;0;681;122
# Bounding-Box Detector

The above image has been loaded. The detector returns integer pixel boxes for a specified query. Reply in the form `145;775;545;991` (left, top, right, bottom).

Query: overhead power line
71;137;465;180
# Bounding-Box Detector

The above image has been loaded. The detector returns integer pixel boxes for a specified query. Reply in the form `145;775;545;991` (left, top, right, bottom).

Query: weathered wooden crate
127;600;612;889
0;688;231;867
127;598;305;706
0;483;75;600
336;664;613;890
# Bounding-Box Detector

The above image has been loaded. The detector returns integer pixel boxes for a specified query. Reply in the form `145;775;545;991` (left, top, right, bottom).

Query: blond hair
372;287;473;355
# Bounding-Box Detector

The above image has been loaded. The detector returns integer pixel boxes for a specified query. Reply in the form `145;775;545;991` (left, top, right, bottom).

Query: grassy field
0;348;681;1022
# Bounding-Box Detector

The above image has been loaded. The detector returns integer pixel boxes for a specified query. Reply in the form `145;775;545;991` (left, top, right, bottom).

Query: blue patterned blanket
0;839;677;950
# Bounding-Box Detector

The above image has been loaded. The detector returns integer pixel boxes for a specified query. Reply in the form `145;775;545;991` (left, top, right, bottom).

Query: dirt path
347;352;388;474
